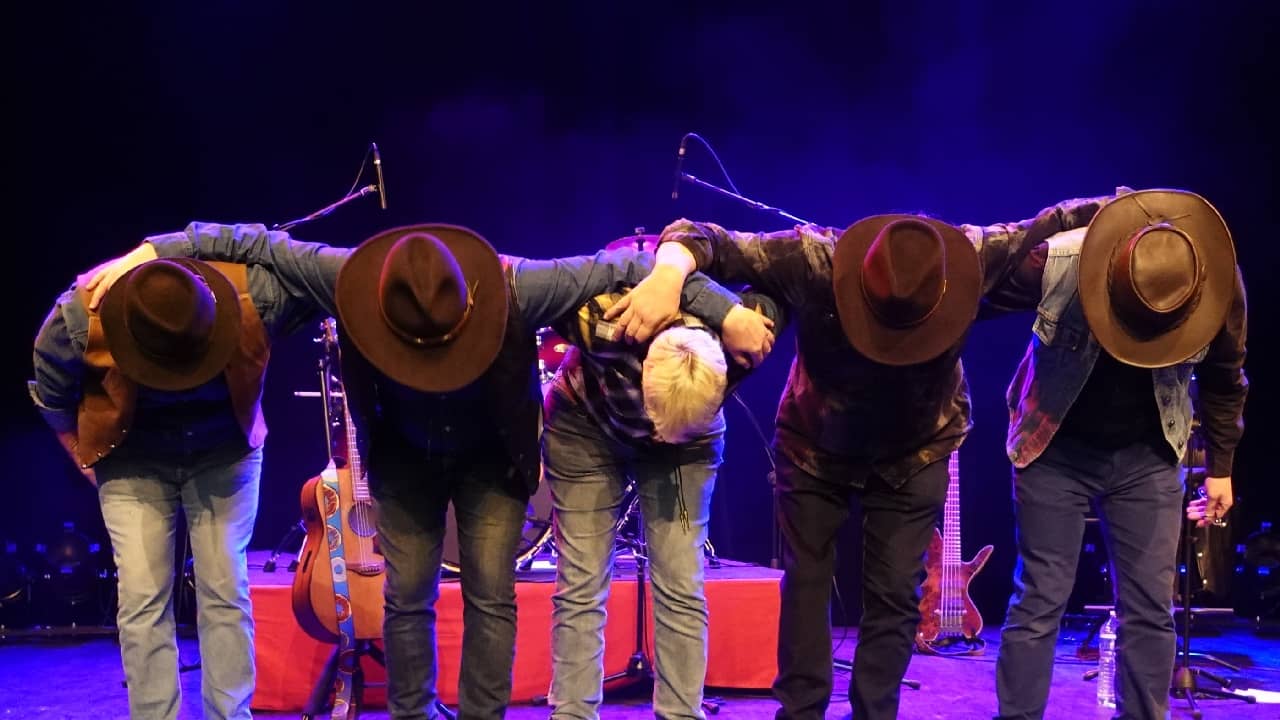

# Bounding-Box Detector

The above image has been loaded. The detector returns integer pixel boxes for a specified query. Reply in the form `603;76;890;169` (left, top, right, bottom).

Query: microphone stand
274;184;380;232
677;171;812;225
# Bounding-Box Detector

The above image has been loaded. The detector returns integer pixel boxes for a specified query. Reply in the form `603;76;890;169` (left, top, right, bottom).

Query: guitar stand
832;657;922;691
262;519;306;573
300;639;457;720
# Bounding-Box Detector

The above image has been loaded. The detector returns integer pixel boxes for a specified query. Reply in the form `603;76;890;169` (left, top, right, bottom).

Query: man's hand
84;242;159;311
721;305;775;369
605;265;686;343
55;430;97;488
1187;476;1233;528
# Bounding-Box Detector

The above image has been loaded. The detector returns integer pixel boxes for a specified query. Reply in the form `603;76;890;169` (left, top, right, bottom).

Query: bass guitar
915;450;994;655
291;318;386;642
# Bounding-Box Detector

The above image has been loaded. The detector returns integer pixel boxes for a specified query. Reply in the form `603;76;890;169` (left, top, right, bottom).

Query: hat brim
335;224;508;393
98;258;242;391
1080;190;1235;368
833;215;981;366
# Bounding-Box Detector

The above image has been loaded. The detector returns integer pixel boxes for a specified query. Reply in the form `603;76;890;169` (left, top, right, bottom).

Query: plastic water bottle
1097;610;1118;708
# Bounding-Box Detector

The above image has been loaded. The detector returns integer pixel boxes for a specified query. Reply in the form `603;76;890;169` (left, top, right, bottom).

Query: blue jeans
544;401;721;720
367;431;529;720
96;442;262;720
996;436;1183;720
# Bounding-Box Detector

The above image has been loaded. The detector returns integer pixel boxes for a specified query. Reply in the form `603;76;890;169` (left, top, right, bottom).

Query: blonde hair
642;326;729;444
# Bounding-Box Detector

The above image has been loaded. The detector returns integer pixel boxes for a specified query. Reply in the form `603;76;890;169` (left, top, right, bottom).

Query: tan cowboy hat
1080;189;1235;368
833;215;981;365
98;258;242;391
335;224;508;392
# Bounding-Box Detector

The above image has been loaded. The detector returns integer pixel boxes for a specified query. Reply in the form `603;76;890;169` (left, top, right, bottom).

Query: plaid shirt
550;288;782;448
659;194;1113;488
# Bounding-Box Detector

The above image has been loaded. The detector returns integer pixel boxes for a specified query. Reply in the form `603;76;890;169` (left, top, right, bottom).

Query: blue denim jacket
1006;227;1222;469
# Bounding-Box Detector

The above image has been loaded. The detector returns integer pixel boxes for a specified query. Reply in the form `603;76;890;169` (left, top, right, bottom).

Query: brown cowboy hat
335;224;507;392
833;215;981;365
1080;189;1235;368
98;258;242;391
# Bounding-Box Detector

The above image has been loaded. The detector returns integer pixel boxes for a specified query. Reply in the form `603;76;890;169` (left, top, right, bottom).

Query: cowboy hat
833;215;981;365
335;224;507;392
1080;189;1234;368
98;258;242;391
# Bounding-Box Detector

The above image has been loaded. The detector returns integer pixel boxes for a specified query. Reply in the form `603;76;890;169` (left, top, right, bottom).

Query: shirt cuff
684;286;739;331
28;381;76;434
146;232;195;259
1206;450;1234;478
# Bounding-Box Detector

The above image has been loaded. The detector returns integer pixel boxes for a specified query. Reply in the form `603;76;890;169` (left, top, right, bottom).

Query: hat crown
378;234;472;346
1111;223;1202;337
860;218;946;329
122;260;217;363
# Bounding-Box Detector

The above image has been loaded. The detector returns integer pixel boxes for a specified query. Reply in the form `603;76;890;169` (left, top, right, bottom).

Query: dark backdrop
6;1;1277;628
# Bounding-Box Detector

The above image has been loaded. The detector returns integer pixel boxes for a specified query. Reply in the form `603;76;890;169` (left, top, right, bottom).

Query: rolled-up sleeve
31;290;86;433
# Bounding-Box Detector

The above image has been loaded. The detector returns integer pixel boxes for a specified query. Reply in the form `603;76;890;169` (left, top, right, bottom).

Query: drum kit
440;326;568;572
441;230;659;572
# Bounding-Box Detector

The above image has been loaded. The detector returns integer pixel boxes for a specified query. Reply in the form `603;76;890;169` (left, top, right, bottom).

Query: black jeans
368;433;530;720
772;452;948;720
996;436;1183;720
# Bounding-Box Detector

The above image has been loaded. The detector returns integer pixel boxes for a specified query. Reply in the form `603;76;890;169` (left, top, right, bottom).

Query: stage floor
248;550;782;709
2;619;1277;719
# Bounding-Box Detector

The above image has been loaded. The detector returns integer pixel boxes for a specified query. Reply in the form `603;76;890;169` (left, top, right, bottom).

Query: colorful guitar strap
319;461;360;719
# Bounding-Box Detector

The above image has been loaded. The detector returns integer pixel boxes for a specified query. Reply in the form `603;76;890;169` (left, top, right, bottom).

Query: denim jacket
1005;227;1247;473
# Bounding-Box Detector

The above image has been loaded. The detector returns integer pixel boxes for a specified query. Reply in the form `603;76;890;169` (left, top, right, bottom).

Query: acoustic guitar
291;318;386;642
915;450;993;654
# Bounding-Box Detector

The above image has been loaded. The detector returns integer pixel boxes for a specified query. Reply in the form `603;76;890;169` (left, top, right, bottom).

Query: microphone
372;142;388;210
670;135;688;200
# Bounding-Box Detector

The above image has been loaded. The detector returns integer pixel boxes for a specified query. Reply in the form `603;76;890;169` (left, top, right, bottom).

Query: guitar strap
319;461;360;719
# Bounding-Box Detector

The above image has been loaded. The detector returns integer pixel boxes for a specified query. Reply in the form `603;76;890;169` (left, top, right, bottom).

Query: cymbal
603;234;658;254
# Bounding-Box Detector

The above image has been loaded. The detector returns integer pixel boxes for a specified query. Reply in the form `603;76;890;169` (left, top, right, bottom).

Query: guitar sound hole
347;501;378;538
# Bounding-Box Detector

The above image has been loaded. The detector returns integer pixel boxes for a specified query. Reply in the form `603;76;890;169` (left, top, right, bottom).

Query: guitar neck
321;318;369;502
343;403;370;502
943;450;961;564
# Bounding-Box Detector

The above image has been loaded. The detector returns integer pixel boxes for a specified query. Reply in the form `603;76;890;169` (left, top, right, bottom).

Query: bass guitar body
915;450;994;655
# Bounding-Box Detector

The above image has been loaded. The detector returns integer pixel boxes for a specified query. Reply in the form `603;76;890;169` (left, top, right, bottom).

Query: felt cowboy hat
833;215;981;365
335;224;507;392
1079;189;1235;368
98;258;242;391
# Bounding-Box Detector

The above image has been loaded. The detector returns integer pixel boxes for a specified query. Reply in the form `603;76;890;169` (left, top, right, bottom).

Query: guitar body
289;318;386;644
914;451;995;654
915;529;993;651
291;466;385;642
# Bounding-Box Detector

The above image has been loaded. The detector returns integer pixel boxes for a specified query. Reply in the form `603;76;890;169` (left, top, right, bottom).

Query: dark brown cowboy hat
335;224;507;392
98;258;242;391
833;215;981;365
1080;189;1235;368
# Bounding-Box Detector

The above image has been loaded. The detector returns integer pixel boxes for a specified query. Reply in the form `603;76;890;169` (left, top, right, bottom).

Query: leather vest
74;262;271;467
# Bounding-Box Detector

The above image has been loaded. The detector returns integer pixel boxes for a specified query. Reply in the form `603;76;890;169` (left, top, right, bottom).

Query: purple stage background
6;2;1277;629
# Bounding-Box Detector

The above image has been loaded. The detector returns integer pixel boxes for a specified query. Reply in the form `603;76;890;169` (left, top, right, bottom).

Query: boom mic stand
261;143;386;572
670;133;920;697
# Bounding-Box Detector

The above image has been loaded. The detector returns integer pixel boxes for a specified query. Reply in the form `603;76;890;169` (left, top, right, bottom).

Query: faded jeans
544;401;722;720
96;441;262;720
367;431;529;720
